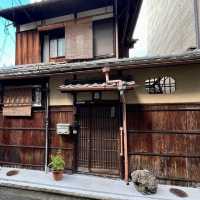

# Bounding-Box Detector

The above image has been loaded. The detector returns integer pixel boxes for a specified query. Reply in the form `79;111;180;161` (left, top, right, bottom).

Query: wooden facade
2;101;200;185
0;106;75;172
11;0;142;65
127;104;200;186
1;0;200;188
16;30;41;65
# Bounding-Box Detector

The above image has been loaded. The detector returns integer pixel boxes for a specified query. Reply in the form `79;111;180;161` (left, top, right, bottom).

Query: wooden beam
128;152;200;158
38;23;65;32
77;6;113;18
19;14;74;32
128;129;200;135
20;21;41;32
115;0;119;58
121;0;130;45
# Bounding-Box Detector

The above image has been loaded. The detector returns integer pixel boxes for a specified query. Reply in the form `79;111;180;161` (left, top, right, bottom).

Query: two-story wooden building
1;0;200;187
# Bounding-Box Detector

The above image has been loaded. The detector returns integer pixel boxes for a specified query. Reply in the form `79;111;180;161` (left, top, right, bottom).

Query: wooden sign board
3;106;32;117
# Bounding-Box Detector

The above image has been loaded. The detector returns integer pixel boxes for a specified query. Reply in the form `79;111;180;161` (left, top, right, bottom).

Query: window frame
42;28;65;62
32;85;42;107
49;37;65;59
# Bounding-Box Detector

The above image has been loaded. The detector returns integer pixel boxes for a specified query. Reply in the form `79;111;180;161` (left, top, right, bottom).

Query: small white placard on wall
57;124;71;135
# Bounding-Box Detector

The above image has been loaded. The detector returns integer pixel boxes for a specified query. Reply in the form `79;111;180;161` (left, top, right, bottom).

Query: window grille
145;76;176;94
32;86;42;107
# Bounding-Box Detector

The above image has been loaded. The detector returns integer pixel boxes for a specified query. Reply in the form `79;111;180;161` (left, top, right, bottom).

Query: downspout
120;127;124;155
120;90;129;183
45;82;49;173
194;0;200;49
103;67;129;183
115;0;119;58
119;126;124;179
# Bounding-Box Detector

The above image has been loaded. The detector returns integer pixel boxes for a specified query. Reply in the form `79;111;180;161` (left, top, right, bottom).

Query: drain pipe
194;0;200;49
120;127;124;156
45;82;49;173
103;67;129;183
119;126;124;179
120;90;129;183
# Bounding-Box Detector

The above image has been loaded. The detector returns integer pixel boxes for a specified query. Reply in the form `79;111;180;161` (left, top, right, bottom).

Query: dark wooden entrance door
77;104;120;176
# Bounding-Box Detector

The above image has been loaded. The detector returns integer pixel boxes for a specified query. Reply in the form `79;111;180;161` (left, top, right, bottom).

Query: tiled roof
59;81;135;92
0;50;200;80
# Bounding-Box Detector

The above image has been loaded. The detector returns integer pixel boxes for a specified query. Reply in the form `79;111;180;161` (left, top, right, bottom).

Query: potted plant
48;151;65;181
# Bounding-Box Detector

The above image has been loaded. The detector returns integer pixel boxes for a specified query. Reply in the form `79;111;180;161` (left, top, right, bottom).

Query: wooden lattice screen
77;104;120;176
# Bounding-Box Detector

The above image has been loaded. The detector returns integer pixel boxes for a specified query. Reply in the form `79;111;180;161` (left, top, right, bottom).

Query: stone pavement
0;167;199;200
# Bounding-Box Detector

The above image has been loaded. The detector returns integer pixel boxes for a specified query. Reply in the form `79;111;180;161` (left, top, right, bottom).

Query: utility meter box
57;123;71;135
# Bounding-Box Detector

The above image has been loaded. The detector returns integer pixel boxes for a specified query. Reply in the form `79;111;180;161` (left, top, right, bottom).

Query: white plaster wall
49;64;200;106
125;64;200;104
49;76;73;106
146;0;196;56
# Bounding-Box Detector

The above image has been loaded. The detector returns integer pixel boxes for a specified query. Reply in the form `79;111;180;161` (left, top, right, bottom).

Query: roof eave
0;0;114;24
0;51;200;81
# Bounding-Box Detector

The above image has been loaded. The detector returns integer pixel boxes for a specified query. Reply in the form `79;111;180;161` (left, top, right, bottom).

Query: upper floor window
42;28;65;63
50;37;65;58
145;76;176;94
93;18;114;58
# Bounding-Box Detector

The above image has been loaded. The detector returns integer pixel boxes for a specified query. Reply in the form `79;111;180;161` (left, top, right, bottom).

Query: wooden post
102;67;130;182
194;0;200;49
115;0;119;58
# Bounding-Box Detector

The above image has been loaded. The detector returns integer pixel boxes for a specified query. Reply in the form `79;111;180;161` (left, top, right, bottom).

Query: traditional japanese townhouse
0;0;200;187
0;0;142;182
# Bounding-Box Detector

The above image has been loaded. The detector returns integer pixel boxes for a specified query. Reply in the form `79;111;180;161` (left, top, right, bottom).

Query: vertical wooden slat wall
127;104;200;186
0;106;75;171
15;30;41;65
0;110;45;169
49;106;75;171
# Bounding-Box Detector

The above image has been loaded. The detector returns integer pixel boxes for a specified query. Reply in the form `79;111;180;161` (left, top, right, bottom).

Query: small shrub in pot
48;151;65;181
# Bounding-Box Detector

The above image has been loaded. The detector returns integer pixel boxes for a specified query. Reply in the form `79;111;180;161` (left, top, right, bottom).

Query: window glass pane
50;39;57;58
58;38;65;57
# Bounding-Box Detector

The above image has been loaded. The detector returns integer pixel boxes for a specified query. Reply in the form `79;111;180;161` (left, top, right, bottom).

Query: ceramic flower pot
52;170;63;181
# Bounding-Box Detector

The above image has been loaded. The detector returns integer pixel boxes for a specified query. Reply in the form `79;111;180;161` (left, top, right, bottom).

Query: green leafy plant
48;152;65;171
